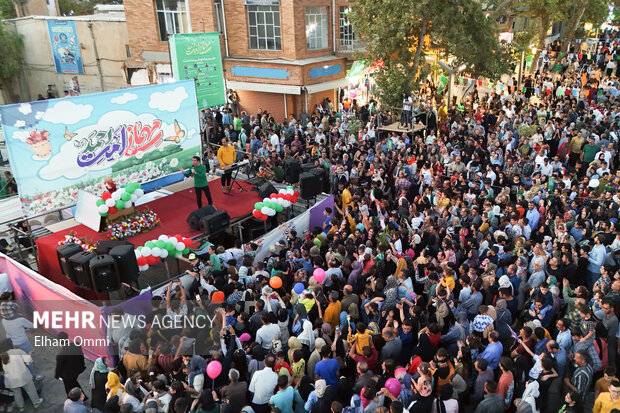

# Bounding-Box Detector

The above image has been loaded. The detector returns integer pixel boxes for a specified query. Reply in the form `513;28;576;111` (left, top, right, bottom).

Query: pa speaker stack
57;243;83;282
257;181;277;198
68;250;96;289
109;244;139;284
187;205;217;231
299;169;323;199
89;255;120;293
200;210;231;237
284;158;303;183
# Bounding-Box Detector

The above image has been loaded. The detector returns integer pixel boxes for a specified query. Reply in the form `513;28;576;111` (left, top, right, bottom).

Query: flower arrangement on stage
106;208;160;240
96;182;145;217
135;234;194;271
252;186;299;221
57;231;96;252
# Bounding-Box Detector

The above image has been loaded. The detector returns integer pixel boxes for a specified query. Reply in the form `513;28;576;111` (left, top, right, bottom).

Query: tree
0;0;17;19
349;0;511;109
561;0;608;52
0;23;24;103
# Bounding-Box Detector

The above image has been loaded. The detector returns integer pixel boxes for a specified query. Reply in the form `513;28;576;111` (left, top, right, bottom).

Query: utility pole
88;21;105;92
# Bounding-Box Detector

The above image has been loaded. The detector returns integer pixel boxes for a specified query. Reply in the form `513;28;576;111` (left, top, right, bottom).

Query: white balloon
124;201;132;209
168;237;178;244
134;189;144;198
261;206;270;215
160;249;169;259
283;200;291;207
118;188;126;194
279;189;286;194
98;205;109;213
112;191;121;201
151;247;162;257
266;208;276;216
263;198;270;203
141;246;152;256
135;250;142;258
105;198;115;207
287;189;294;195
130;194;138;203
139;264;149;272
175;243;185;251
158;235;169;242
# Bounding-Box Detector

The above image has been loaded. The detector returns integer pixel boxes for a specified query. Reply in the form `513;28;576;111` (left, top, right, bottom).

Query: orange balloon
269;276;282;289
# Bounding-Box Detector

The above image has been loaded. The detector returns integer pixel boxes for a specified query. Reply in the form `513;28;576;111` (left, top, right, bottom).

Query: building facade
123;0;360;121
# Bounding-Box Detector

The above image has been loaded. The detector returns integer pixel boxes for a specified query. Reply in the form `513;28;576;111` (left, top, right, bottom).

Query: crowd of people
3;29;620;413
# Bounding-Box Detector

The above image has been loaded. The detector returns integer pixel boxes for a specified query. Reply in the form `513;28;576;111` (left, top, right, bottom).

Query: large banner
0;81;201;216
169;33;226;109
47;20;84;74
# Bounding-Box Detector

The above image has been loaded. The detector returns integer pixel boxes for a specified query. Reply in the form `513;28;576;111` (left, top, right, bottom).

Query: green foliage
58;0;94;16
0;22;24;102
582;0;609;28
347;117;362;136
349;0;511;108
0;0;17;19
517;124;536;137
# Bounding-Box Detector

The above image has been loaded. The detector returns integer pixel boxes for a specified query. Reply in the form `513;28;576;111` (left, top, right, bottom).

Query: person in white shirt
166;280;188;324
314;127;326;144
248;355;279;408
255;313;281;351
269;131;280;152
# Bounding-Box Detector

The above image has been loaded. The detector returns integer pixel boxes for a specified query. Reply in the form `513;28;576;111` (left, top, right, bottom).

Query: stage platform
378;122;426;134
35;179;261;298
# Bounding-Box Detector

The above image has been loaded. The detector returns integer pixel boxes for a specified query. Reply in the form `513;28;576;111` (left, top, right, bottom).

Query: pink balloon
394;368;407;378
313;268;326;283
206;360;222;379
385;378;401;398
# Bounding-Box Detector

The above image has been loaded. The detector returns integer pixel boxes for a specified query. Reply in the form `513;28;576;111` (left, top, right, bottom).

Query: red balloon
293;190;299;197
148;255;159;265
253;209;261;218
101;192;111;200
277;194;285;198
108;206;118;214
174;234;182;241
270;194;277;199
259;214;268;221
137;257;147;266
293;196;298;203
182;238;192;248
285;194;294;201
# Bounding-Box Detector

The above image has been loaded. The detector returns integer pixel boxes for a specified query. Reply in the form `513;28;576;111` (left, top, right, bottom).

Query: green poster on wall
169;32;226;109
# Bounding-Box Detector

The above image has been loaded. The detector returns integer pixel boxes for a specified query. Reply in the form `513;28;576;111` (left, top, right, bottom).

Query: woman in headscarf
190;389;220;413
306;338;326;380
347;261;363;293
293;303;315;354
494;299;513;343
320;323;333;347
382;276;399;312
106;369;124;399
90;356;110;411
0;339;43;411
287;336;302;365
516;380;540;413
120;374;146;412
440;312;469;358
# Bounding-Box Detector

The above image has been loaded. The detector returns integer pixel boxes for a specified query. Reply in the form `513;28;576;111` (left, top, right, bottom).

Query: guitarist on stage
217;138;236;193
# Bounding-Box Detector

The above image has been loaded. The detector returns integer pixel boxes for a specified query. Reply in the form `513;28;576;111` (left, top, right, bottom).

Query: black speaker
57;243;83;281
199;210;230;236
89;254;120;293
257;181;277;198
284;158;302;183
300;171;322;199
301;162;315;173
187;206;217;230
109;244;140;283
69;250;96;289
96;240;134;255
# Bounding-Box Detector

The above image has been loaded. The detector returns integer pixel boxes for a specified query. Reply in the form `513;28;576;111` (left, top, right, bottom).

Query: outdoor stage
35;179;261;298
378;121;426;134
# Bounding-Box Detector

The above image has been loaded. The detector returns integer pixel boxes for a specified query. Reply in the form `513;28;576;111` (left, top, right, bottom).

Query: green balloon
99;212;108;217
121;192;131;201
255;202;264;210
165;241;175;251
96;199;105;206
137;246;143;251
115;200;125;210
182;247;190;255
145;241;155;248
274;203;283;212
155;240;165;248
267;201;277;209
313;238;321;247
174;251;182;258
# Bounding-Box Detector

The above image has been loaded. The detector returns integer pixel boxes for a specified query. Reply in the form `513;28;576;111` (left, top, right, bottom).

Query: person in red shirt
510;326;535;360
274;351;294;383
497;357;515;410
349;343;379;373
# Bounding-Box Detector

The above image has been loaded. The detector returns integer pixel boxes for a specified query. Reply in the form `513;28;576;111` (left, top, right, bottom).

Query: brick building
123;0;361;120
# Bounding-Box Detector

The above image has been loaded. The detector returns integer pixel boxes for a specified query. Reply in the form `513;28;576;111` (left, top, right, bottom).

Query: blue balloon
294;283;305;294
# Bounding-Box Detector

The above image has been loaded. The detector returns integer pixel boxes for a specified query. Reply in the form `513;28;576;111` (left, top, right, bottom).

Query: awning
347;60;366;77
305;78;348;94
225;80;301;95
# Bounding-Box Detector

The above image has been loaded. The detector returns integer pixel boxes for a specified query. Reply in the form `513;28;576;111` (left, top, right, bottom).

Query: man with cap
185;253;205;298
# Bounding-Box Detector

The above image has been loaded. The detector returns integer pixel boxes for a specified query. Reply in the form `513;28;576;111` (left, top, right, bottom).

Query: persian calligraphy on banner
0;81;200;216
169;32;226;109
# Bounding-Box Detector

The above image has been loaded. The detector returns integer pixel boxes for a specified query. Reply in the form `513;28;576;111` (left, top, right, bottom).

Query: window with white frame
214;0;224;34
247;5;281;50
155;0;189;41
339;6;355;47
305;6;328;50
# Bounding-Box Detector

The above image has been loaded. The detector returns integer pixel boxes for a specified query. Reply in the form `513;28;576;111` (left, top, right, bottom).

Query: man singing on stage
217;138;236;193
180;156;212;208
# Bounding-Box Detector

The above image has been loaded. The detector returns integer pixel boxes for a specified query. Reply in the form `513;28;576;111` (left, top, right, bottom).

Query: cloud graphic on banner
38;110;182;180
14;120;25;127
18;103;32;115
148;86;188;112
42;101;93;124
11;130;32;143
110;93;138;105
35;112;44;120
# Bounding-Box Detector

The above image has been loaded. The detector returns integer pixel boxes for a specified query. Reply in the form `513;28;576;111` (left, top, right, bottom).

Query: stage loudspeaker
301;162;315;173
257;181;277;198
187;205;217;230
96;240;134;255
57;243;82;281
284;158;303;183
109;244;140;283
69;250;96;289
299;171;322;199
199;210;230;237
89;254;121;294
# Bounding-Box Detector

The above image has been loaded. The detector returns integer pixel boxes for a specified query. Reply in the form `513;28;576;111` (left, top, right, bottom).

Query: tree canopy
0;22;24;102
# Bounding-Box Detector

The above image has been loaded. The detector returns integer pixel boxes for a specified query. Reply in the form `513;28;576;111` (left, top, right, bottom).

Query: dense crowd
3;30;620;413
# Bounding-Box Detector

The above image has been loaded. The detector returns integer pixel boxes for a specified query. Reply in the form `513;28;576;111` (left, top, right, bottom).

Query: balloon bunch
252;186;300;221
96;183;145;217
135;234;193;272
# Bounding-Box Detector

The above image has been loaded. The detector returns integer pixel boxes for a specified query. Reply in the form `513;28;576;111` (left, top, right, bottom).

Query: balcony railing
336;39;366;52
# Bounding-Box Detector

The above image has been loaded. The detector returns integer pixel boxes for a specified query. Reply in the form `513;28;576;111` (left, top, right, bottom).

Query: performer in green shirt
180;156;212;208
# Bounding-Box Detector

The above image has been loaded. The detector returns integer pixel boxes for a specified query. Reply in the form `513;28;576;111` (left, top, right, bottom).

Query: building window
155;0;189;41
247;5;281;50
339;6;355;47
305;6;328;50
214;0;224;34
